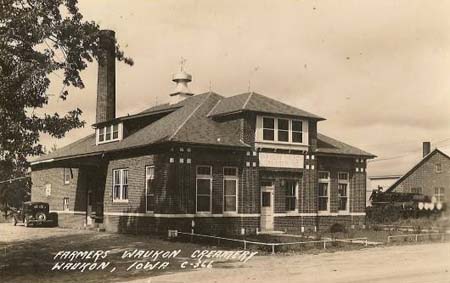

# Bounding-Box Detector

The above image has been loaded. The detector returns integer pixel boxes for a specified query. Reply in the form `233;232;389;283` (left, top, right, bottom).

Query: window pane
114;185;121;199
339;198;347;211
197;196;210;212
338;184;347;196
146;195;154;211
224;167;237;176
224;180;237;195
105;126;111;140
319;198;328;211
224;196;236;211
122;170;128;185
99;128;105;142
278;130;289;142
197;179;211;195
292;132;302;143
318;172;329;180
338;172;348;180
286;197;296;211
263;129;274;140
319;183;328;196
262;192;271;207
197;166;211;176
263;117;274;129
278;119;288;130
292;120;302;132
112;124;119;139
113;170;120;185
122;185;128;199
146;166;154;178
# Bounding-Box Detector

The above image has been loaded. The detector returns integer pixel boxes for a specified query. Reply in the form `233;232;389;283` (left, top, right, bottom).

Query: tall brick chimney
423;141;431;157
96;30;116;124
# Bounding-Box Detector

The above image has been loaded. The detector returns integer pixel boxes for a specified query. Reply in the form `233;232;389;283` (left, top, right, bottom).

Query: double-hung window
411;187;422;194
318;171;330;212
64;168;72;184
262;118;275;141
434;187;445;203
63;197;70;211
292;120;303;143
284;180;298;211
338;172;349;211
277;119;289;142
223;167;238;213
196;166;212;213
113;169;128;202
435;163;442;173
145;166;155;212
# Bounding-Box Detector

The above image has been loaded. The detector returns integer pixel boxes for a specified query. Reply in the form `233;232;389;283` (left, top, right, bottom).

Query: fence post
365;239;368;247
244;240;247;250
323;241;327;249
271;244;275;254
415;234;418;242
387;236;391;244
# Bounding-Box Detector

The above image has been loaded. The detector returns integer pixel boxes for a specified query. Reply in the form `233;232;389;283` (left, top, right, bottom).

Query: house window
99;127;105;142
259;116;306;144
318;171;330;211
64;168;72;184
292;120;303;143
434;187;445;203
263;117;275;141
283;180;297;211
196;166;212;212
338;172;349;211
63;197;70;211
145;166;155;212
223;167;238;212
112;169;128;202
277;119;289;142
112;124;119;139
435;163;442;173
97;124;122;144
411;187;422;194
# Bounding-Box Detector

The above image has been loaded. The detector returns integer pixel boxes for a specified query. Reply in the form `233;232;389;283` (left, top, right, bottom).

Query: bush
330;223;346;234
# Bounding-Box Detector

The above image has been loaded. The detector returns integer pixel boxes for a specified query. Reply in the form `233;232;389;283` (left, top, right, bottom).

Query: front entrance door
260;185;274;231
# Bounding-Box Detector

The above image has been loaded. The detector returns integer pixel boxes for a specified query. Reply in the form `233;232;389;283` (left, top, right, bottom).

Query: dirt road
127;242;450;283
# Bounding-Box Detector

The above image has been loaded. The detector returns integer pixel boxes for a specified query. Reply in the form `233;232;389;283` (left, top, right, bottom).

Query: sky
41;0;450;176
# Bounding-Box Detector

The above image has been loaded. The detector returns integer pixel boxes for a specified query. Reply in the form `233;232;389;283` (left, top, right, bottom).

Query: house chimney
169;59;193;104
96;30;116;124
423;141;431;157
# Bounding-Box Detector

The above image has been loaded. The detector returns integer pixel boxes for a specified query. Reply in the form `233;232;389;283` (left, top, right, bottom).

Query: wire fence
387;232;449;244
174;231;368;254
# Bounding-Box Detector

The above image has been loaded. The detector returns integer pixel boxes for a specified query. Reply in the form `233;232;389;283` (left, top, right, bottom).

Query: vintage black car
11;202;53;227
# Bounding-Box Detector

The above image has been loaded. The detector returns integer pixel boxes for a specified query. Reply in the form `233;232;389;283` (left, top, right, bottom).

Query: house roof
208;92;325;120
386;148;450;192
32;92;373;164
316;133;376;158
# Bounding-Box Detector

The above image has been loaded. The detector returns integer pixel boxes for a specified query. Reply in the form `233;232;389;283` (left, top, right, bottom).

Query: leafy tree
0;0;132;176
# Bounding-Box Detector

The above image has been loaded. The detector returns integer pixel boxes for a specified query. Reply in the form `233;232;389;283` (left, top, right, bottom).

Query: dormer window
96;123;123;145
256;116;308;146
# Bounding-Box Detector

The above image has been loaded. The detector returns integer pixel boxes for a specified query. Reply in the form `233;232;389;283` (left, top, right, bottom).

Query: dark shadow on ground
0;231;209;283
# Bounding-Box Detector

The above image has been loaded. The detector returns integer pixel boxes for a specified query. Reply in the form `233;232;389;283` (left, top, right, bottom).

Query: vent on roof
169;59;193;104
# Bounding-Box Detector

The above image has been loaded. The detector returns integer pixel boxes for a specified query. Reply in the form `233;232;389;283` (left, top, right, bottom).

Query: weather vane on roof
179;57;186;71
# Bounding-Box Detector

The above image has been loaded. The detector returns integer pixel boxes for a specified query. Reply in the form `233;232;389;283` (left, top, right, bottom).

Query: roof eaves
386;149;440;192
